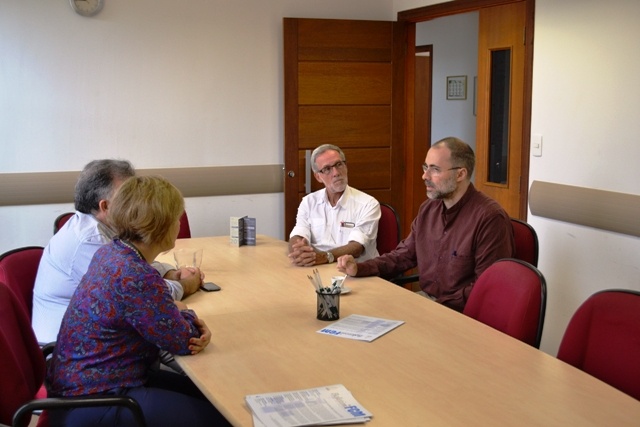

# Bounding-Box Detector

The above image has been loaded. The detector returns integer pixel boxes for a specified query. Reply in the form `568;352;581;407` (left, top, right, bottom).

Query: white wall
529;0;640;354
2;0;640;357
393;0;444;13
0;0;393;251
416;13;478;148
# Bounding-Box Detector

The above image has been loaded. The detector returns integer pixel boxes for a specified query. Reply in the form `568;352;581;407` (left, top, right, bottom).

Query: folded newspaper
246;384;372;427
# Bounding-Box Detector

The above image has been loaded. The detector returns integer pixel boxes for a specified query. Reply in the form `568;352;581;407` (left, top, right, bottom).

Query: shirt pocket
447;254;475;283
338;224;352;240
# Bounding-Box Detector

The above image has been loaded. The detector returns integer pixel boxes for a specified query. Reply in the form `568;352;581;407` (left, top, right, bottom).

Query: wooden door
283;18;405;239
474;2;527;217
408;46;432;237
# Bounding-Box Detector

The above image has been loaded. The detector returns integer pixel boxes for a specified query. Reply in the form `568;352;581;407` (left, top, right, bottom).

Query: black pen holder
316;290;341;321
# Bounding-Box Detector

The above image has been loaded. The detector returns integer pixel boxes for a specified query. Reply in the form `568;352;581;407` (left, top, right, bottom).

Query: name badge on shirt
341;221;355;228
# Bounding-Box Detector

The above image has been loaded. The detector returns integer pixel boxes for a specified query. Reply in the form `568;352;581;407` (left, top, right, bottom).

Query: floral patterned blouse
47;239;200;397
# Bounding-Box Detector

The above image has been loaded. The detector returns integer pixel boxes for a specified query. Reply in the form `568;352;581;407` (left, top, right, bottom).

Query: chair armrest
41;342;56;358
390;274;419;287
13;396;146;427
23;342;147;427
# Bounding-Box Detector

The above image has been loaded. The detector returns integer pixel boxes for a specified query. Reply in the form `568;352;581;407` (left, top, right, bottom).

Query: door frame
397;0;534;227
408;45;432;235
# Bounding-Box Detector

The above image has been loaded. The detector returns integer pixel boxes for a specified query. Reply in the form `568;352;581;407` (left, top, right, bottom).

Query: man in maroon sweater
337;137;515;311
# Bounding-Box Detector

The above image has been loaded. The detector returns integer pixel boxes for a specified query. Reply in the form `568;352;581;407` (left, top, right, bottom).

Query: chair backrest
557;289;640;400
53;212;74;234
463;258;547;348
0;246;44;318
377;203;400;255
0;281;46;426
178;211;191;239
510;218;539;267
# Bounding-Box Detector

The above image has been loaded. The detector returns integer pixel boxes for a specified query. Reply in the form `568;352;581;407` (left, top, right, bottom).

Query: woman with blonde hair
47;176;230;427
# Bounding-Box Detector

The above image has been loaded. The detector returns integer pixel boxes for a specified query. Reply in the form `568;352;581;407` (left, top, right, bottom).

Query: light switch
532;134;543;157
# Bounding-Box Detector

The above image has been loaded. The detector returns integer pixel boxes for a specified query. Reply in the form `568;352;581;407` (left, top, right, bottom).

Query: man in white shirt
32;159;202;345
288;144;380;267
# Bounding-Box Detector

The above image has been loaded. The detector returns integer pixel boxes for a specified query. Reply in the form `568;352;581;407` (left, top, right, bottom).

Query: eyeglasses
317;160;347;175
421;164;462;176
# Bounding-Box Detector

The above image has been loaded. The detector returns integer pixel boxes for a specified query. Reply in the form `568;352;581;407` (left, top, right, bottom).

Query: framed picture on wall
446;75;467;100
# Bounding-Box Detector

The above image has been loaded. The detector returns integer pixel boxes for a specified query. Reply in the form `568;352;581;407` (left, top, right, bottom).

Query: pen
307;275;320;291
314;269;324;290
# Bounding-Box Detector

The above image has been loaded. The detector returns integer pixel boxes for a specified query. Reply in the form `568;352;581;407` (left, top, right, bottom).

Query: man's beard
330;177;348;193
425;179;456;200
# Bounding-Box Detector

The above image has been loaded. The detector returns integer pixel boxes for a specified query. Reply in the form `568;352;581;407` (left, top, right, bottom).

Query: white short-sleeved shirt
289;186;380;261
31;212;182;344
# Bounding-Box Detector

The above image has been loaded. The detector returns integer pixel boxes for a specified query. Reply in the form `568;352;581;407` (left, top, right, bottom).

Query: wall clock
69;0;104;17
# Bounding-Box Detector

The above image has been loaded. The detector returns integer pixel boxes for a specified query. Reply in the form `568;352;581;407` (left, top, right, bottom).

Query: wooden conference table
158;236;640;426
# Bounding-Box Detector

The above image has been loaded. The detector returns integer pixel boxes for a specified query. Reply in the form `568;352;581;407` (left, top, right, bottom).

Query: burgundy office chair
377;203;400;256
0;281;147;427
0;246;44;318
510;218;539;267
178;211;191;239
557;289;640;401
53;212;74;235
463;258;547;348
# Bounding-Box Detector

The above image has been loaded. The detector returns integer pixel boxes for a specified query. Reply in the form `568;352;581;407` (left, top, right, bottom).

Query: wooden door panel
298;63;392;105
299;106;391;148
297;20;393;62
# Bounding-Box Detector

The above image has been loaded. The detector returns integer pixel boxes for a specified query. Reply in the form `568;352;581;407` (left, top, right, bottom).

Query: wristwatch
325;251;335;264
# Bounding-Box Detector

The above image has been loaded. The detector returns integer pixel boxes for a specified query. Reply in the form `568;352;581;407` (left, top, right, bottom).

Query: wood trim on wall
0;165;285;206
529;181;640;238
398;0;521;23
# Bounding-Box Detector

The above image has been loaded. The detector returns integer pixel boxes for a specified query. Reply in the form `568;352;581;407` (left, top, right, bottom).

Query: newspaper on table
246;384;372;427
316;314;405;342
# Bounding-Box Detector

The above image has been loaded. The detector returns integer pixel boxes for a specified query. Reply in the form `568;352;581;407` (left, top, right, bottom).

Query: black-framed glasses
317;160;347;175
421;164;462;176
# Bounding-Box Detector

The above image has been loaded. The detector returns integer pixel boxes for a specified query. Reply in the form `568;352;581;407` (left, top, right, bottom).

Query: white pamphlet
316;314;404;342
